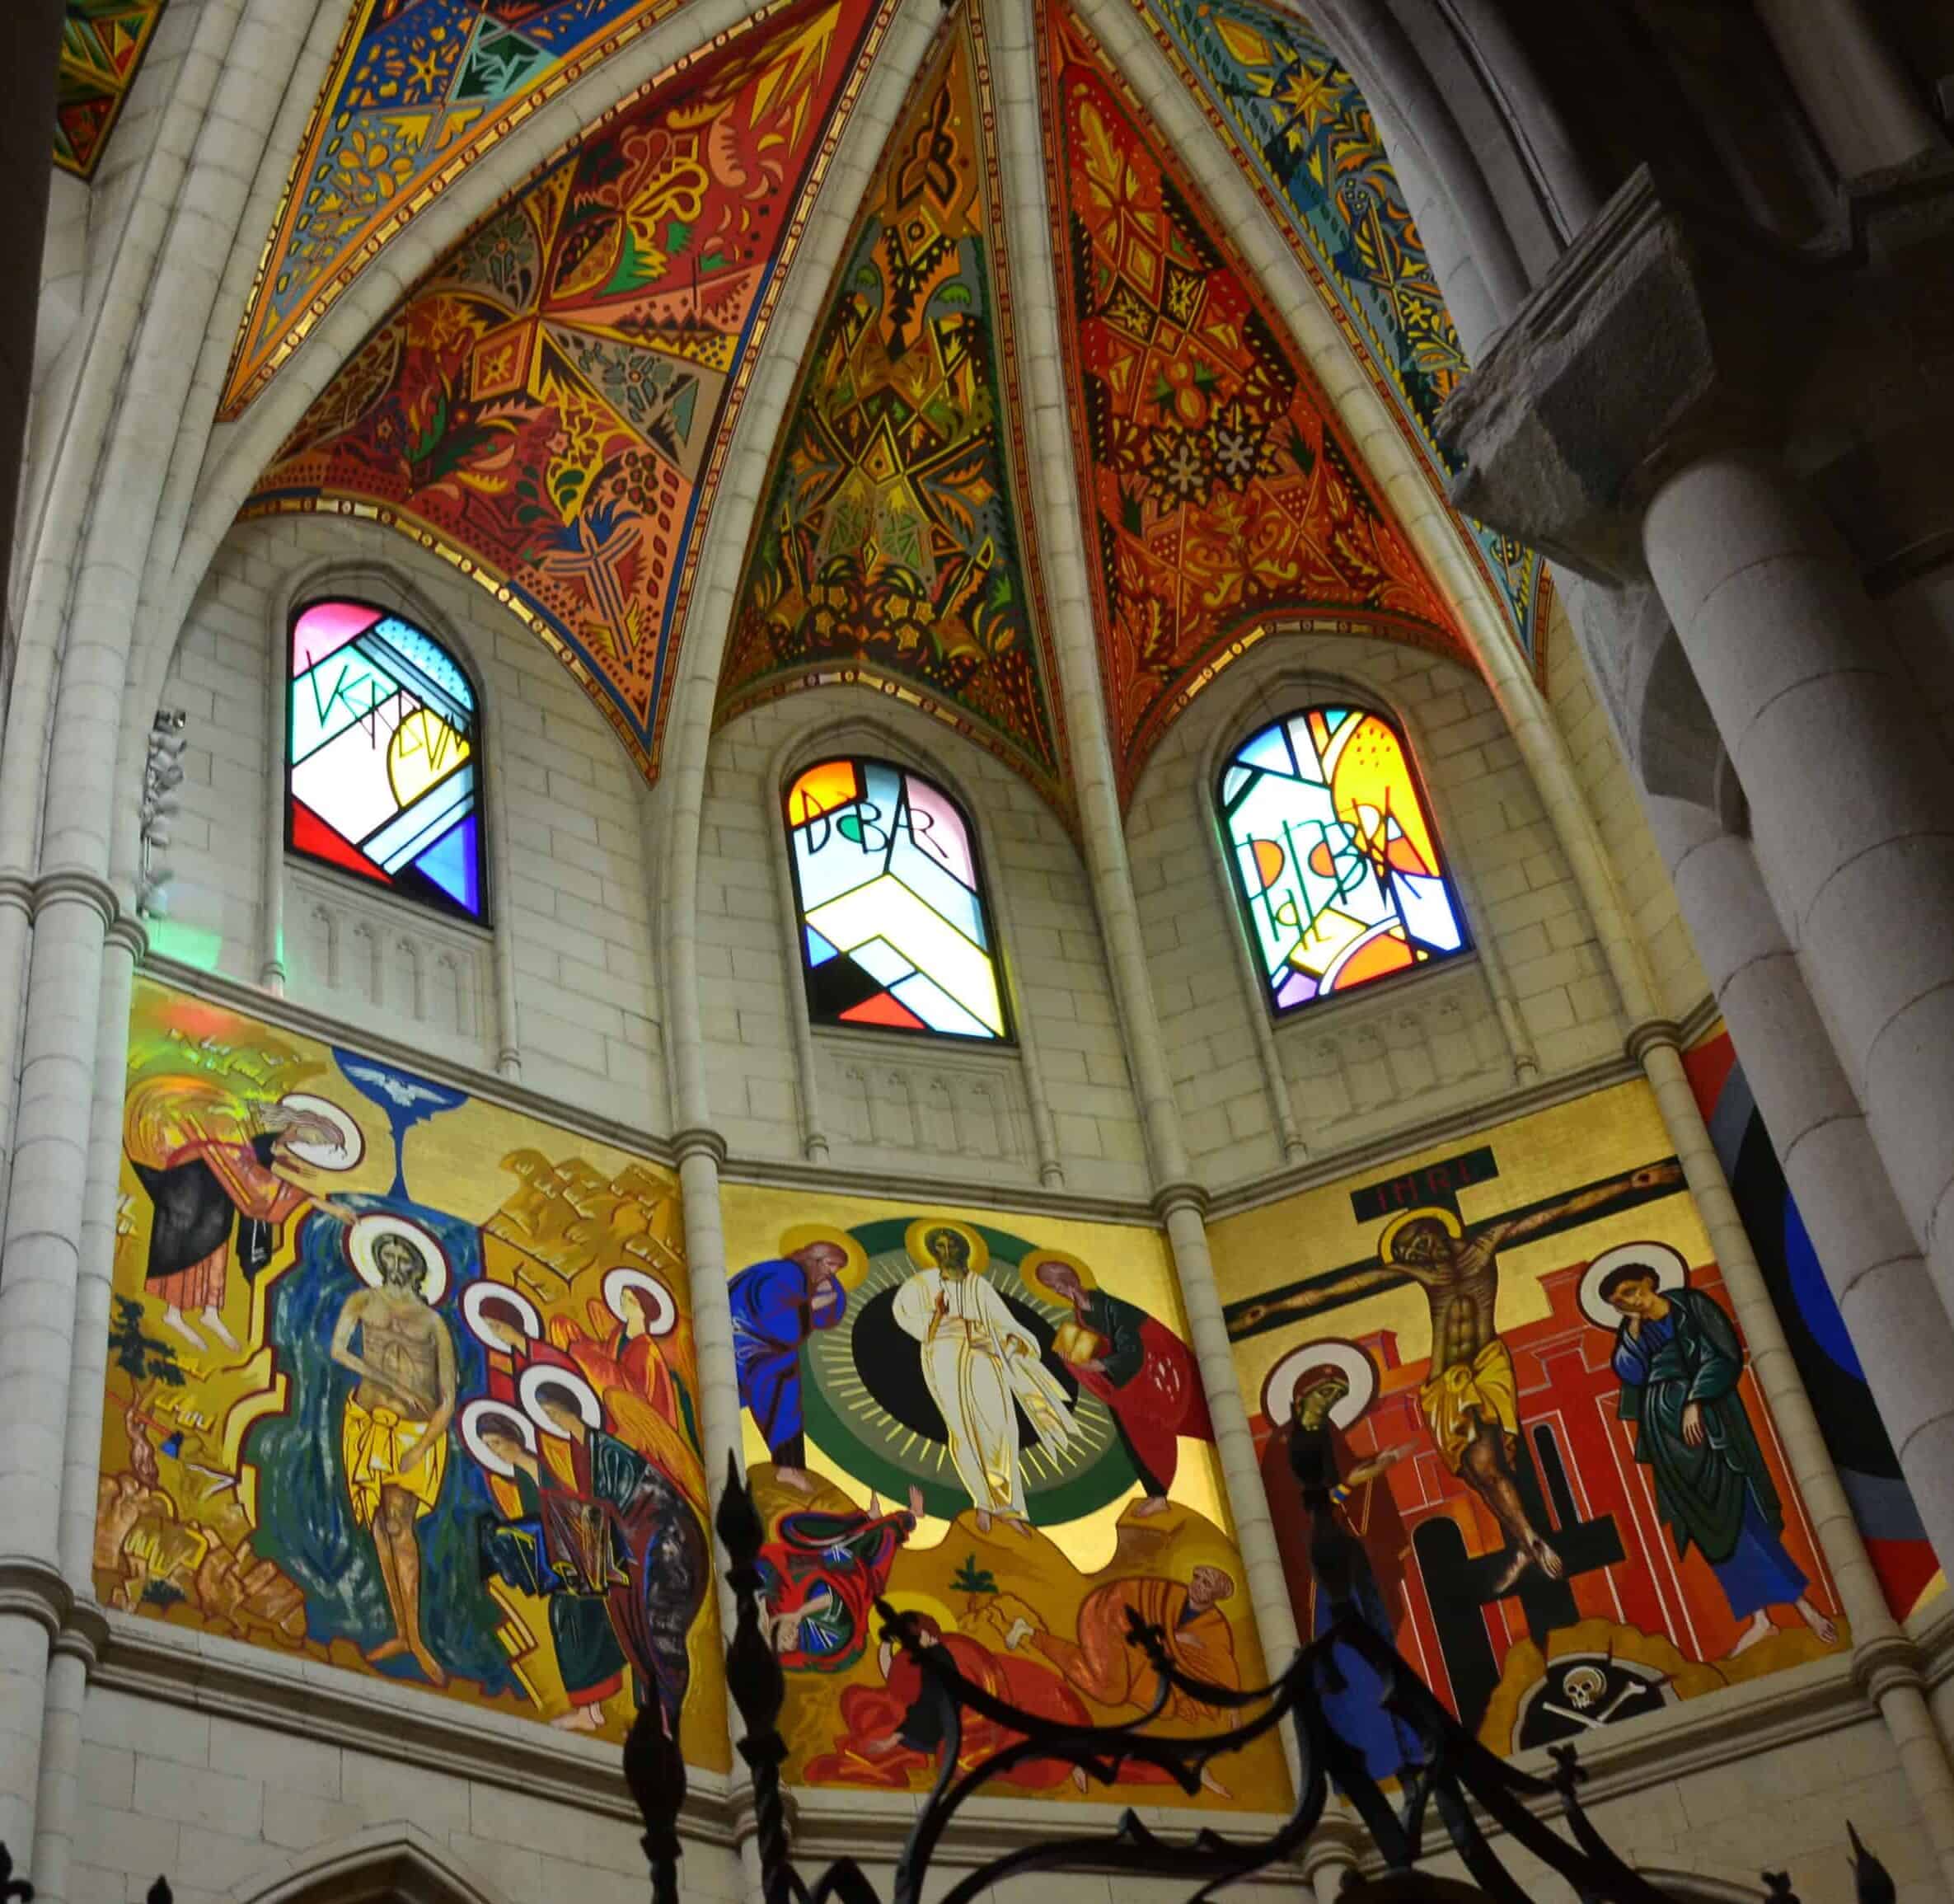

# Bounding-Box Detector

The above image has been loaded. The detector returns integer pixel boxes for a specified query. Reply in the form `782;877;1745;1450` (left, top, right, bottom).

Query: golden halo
777;1223;869;1292
461;1400;536;1477
462;1278;540;1348
1377;1205;1464;1265
1262;1339;1376;1431
1021;1245;1097;1297
520;1362;602;1436
602;1266;677;1335
346;1214;449;1306
904;1217;990;1276
1578;1240;1689;1330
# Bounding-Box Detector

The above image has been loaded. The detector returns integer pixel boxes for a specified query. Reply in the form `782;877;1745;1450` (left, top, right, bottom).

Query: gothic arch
227;1826;516;1904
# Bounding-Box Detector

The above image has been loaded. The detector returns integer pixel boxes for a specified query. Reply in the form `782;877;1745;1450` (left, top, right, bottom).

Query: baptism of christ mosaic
1210;1080;1844;1774
718;1185;1291;1809
96;978;728;1767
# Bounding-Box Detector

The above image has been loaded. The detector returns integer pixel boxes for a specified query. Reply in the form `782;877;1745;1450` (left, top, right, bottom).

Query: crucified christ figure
1264;1161;1684;1592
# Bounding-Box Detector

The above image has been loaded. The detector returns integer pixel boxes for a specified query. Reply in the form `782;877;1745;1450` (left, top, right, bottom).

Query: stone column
0;0;63;624
29;914;140;1904
988;0;1303;1719
1641;451;1954;1314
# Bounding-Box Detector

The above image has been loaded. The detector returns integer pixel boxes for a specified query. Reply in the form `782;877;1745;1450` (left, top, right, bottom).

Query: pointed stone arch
228;1827;516;1904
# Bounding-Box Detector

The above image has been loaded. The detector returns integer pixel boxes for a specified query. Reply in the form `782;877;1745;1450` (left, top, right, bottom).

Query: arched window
1218;706;1466;1014
286;598;487;922
785;757;1006;1040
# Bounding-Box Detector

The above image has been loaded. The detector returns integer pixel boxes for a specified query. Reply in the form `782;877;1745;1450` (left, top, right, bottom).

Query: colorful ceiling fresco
57;0;168;179
1128;0;1548;676
220;0;698;416
716;16;1066;808
1039;0;1471;801
245;0;895;781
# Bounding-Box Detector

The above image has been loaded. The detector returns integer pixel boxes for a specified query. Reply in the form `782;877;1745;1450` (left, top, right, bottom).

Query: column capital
0;1556;73;1640
105;913;149;960
1851;1628;1928;1705
1151;1179;1210;1222
32;868;119;926
1624;1018;1684;1063
672;1126;729;1169
1442;166;1808;583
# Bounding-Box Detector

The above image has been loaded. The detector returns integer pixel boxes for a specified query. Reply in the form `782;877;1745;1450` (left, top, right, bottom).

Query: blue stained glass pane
371;616;475;710
414;814;482;917
804;926;839;965
1235;722;1296;778
891;971;991;1039
1221;764;1251;805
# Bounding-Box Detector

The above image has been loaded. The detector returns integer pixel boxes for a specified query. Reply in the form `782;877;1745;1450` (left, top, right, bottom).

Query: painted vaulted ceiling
715;10;1068;809
1040;0;1469;800
245;0;896;777
1129;0;1548;674
222;0;1523;809
56;0;169;179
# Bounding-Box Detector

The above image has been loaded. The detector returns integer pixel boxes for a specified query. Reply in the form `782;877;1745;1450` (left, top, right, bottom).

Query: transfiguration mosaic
1130;0;1549;677
245;0;895;780
1038;0;1469;802
719;16;1066;809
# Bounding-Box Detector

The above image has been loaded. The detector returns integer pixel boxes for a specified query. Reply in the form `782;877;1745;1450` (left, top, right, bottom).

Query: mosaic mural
56;0;168;180
1211;1081;1844;1769
221;0;694;415
1038;0;1469;803
1685;1025;1939;1623
717;14;1066;808
720;1184;1289;1808
97;978;728;1766
245;0;894;781
1131;0;1548;674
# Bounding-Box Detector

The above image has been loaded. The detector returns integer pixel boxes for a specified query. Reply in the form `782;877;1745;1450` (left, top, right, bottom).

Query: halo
904;1218;991;1276
1378;1205;1464;1264
521;1361;602;1436
277;1093;363;1171
1578;1241;1689;1330
346;1214;449;1306
1022;1246;1097;1297
778;1224;869;1292
462;1278;541;1348
461;1400;536;1477
603;1266;677;1336
1262;1339;1377;1431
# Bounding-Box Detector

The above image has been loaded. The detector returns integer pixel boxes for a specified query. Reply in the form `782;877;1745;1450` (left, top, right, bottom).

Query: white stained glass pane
808;874;1002;1034
793;811;882;910
290;712;407;845
888;826;986;946
1399;870;1464;950
366;762;476;870
891;971;992;1039
292;651;406;765
851;936;916;987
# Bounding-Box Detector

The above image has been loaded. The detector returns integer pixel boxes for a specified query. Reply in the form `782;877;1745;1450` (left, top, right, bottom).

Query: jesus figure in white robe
893;1227;1077;1531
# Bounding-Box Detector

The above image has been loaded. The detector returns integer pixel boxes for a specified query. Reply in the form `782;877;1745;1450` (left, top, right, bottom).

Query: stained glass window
786;758;1005;1040
1219;706;1466;1014
286;598;487;922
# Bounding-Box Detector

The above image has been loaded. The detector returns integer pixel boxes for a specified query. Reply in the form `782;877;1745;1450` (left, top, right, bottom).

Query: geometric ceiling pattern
220;0;695;416
243;0;897;778
717;9;1067;809
1039;0;1472;801
1131;0;1549;677
56;0;168;180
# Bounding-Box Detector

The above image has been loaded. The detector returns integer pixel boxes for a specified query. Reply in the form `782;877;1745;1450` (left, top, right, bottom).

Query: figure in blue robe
1604;1264;1839;1656
728;1243;850;1468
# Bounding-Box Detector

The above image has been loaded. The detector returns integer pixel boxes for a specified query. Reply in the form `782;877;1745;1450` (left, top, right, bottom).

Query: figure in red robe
1028;1257;1213;1512
804;1616;1099;1792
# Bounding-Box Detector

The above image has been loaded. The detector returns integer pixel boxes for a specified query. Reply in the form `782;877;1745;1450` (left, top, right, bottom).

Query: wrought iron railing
623;1453;1898;1904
